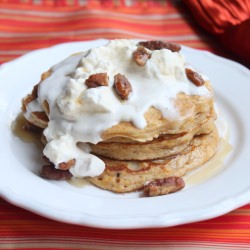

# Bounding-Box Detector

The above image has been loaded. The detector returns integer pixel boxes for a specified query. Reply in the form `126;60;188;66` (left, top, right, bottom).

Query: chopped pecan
138;40;181;52
113;73;132;100
85;73;109;88
41;164;73;180
58;159;76;170
144;176;185;197
133;46;151;66
185;68;205;86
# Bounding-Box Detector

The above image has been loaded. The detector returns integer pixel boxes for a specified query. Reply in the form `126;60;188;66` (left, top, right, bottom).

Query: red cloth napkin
183;0;250;66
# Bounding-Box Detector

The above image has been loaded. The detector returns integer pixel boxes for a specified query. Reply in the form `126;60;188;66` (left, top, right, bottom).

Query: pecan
133;46;151;66
138;40;181;52
113;73;132;100
41;164;73;180
58;159;76;170
85;73;109;88
144;176;185;197
185;68;205;86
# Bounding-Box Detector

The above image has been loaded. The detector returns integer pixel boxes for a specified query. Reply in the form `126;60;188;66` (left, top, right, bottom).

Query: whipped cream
27;39;211;178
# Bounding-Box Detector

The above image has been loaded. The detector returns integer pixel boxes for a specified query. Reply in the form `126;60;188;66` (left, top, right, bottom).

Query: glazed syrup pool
11;113;43;148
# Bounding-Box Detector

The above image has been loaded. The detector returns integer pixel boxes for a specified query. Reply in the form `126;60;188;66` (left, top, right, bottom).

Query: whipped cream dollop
27;39;211;178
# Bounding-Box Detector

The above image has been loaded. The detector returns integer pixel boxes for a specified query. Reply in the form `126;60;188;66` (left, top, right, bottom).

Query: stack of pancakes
88;84;219;193
21;40;219;195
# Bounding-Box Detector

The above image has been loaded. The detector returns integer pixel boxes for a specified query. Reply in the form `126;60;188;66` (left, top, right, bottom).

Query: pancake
20;39;222;196
88;125;219;193
22;80;216;143
90;119;215;160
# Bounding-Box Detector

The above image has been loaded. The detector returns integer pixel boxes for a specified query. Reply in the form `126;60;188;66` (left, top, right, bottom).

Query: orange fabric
0;1;250;249
0;198;250;249
0;0;222;64
183;0;250;65
183;0;250;34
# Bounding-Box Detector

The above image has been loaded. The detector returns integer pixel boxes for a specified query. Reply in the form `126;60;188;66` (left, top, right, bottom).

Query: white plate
0;40;250;229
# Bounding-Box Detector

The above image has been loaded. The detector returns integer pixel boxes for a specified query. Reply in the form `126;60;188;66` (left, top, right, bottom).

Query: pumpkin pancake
20;39;222;196
88;125;219;193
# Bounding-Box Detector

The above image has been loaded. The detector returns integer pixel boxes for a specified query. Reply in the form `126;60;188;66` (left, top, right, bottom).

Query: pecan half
144;176;185;197
138;40;181;52
113;73;132;100
85;73;109;88
58;159;76;170
185;68;205;86
133;46;151;66
41;164;73;180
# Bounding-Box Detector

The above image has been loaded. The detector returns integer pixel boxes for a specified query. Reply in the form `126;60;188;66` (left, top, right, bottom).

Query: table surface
0;1;249;249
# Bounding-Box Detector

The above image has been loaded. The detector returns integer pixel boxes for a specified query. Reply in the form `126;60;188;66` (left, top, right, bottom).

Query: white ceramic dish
0;40;250;229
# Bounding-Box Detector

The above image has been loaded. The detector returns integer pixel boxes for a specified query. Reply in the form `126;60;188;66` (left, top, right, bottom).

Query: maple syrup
184;138;232;185
11;112;43;148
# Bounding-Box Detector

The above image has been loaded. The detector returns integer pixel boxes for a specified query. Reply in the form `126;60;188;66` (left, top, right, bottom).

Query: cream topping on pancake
26;39;211;178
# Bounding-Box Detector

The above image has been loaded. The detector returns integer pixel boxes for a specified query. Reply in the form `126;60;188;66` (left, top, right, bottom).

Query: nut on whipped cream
24;39;210;178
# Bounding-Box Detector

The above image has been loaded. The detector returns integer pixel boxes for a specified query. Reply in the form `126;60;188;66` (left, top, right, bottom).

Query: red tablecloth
0;1;249;249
